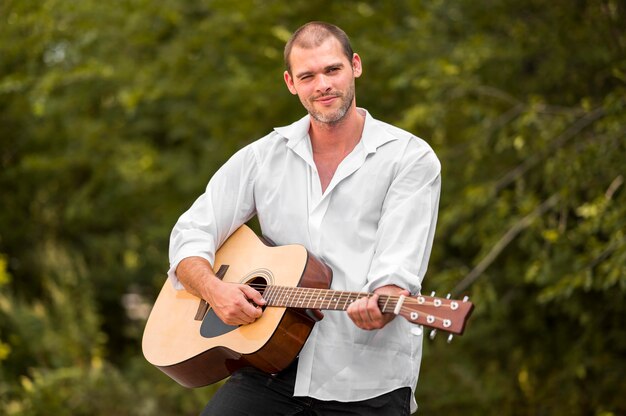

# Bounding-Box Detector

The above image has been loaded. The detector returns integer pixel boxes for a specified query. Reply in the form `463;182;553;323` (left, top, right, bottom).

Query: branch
494;106;606;193
453;194;560;295
605;175;623;200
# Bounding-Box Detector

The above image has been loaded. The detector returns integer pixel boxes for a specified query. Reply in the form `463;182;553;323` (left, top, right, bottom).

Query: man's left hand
347;285;410;330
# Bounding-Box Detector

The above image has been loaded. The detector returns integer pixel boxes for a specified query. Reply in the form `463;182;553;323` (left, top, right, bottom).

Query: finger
216;308;252;326
218;289;260;324
238;297;263;320
223;309;256;326
354;295;377;328
366;294;383;321
357;297;377;329
347;298;366;327
368;294;395;329
241;285;266;306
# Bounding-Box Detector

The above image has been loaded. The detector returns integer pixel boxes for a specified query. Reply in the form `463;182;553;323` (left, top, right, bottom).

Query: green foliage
1;0;624;414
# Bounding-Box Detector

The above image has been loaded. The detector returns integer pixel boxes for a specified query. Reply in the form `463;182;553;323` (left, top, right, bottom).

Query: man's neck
309;106;365;157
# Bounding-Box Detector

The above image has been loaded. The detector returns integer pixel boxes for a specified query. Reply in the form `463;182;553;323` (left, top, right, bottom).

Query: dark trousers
200;360;412;416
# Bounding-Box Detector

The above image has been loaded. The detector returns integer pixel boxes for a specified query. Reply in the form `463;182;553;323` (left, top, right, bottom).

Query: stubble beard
303;81;355;126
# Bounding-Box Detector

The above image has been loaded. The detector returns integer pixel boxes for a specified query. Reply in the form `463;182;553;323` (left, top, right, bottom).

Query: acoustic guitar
142;225;474;388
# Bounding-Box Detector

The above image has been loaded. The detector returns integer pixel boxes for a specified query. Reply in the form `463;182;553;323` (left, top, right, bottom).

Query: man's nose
315;75;332;93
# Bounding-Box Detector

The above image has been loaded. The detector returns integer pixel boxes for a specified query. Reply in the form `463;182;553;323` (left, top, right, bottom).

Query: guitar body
142;225;332;388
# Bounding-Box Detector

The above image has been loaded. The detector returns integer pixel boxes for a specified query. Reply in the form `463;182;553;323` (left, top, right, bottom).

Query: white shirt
168;109;441;412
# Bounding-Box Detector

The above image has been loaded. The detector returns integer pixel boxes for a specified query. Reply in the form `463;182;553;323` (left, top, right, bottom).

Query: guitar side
142;225;332;388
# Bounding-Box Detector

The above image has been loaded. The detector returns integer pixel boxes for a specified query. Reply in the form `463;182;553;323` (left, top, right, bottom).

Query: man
168;22;441;415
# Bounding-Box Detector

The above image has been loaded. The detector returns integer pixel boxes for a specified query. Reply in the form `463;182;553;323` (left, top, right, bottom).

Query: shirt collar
273;108;399;154
273;114;310;149
359;109;398;154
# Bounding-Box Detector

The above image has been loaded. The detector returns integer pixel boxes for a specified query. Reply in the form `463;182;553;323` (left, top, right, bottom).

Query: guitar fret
270;286;280;306
263;285;274;305
284;288;298;307
272;287;281;305
309;288;317;309
285;287;294;307
304;289;315;308
381;295;390;313
307;288;315;309
277;286;288;307
295;287;304;308
284;286;294;307
342;292;351;310
298;287;308;308
326;290;335;310
316;289;325;309
284;286;295;307
348;292;360;310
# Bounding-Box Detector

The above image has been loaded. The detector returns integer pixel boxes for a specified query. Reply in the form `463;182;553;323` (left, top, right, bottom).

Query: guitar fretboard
261;285;399;313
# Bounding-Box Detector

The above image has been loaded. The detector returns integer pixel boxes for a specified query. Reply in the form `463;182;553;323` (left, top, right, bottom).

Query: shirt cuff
167;250;215;291
361;266;422;295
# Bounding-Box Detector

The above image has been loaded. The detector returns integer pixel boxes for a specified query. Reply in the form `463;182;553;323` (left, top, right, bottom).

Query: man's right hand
203;277;266;326
176;256;266;326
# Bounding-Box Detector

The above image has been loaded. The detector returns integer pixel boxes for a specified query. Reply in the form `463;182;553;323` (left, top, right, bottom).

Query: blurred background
1;0;625;414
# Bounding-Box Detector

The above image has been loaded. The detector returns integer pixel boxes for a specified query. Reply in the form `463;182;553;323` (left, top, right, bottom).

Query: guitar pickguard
200;309;238;338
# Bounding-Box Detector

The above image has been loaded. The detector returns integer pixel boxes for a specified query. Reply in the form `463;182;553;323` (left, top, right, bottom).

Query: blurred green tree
1;0;624;414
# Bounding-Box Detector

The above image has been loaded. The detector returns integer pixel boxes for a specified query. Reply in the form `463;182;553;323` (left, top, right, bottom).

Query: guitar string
246;284;450;321
244;284;455;326
256;293;440;309
244;283;450;307
246;283;448;306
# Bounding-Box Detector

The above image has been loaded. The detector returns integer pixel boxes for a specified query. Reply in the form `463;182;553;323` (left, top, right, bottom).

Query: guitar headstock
397;293;474;337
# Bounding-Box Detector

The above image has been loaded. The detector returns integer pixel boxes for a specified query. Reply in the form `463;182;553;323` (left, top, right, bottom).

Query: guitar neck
262;285;394;312
258;284;474;335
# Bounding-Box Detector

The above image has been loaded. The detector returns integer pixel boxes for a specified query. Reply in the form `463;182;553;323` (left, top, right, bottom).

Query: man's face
284;38;362;125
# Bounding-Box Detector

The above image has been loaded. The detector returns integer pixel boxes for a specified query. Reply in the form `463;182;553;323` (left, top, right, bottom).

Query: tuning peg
429;329;437;340
430;291;436;297
463;296;469;302
447;334;454;343
446;293;451;299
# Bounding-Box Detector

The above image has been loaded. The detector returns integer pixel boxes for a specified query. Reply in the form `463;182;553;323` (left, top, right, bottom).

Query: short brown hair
284;22;354;74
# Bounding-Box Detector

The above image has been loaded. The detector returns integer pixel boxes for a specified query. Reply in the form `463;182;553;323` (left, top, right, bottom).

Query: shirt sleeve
362;142;441;295
167;144;258;289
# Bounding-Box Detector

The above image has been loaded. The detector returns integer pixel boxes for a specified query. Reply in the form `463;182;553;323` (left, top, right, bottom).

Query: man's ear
352;53;363;78
284;71;298;95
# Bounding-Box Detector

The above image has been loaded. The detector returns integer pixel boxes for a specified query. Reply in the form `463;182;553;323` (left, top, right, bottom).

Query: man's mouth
315;94;341;104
